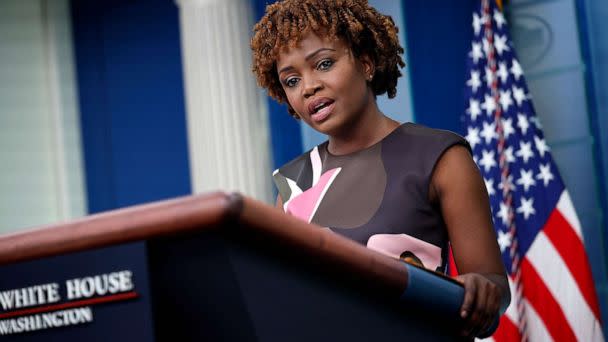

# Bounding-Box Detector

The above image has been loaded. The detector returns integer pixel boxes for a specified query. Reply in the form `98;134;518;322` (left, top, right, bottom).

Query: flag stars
497;230;512;253
512;85;527;106
530;116;543;129
479;149;497;172
497;62;509;84
467;70;482;93
466;126;482;149
501;117;515;139
481;121;498;144
494;34;510;55
511;59;524;80
516;169;536;192
485;178;496;196
499;89;514;112
504;146;516;164
467;99;482;121
537;163;555;186
494;10;507;29
472;12;486;36
517;113;530;135
482;94;497;116
497;202;511;226
470;42;484;64
534;136;550;158
465;9;563;243
516;141;535;163
516;197;536;220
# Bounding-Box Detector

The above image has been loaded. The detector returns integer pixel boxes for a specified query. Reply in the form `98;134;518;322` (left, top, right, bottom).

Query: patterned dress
273;123;470;273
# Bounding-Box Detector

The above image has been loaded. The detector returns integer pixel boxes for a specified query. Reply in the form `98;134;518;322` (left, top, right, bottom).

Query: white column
42;0;87;221
176;0;273;203
0;0;87;233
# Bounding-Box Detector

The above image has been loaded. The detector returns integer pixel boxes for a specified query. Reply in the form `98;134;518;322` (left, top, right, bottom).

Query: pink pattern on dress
285;168;340;223
367;233;442;270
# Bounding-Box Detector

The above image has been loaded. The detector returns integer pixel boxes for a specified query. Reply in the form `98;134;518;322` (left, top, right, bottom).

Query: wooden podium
0;192;467;341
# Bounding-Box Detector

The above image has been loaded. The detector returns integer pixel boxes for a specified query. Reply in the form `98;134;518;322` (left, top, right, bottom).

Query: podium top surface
0;192;410;295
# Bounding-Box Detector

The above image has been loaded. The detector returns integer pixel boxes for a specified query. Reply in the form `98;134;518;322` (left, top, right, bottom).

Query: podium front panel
0;242;155;342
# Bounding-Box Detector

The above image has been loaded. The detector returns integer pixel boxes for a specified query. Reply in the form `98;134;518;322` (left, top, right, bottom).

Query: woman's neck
327;106;400;155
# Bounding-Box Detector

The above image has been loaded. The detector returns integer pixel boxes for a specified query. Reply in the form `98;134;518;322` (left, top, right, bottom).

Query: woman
251;0;510;337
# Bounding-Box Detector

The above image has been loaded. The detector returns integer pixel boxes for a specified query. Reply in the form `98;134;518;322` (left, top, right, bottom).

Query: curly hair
251;0;405;106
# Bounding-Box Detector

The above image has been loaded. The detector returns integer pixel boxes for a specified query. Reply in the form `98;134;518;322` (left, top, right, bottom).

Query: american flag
463;0;604;341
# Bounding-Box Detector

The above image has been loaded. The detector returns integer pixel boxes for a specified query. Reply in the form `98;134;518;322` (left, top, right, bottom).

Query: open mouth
311;101;332;114
308;98;335;122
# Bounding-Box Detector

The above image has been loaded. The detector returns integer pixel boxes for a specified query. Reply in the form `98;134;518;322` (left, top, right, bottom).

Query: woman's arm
430;144;511;337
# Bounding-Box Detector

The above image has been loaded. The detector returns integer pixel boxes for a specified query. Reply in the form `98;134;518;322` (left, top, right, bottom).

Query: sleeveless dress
272;123;470;273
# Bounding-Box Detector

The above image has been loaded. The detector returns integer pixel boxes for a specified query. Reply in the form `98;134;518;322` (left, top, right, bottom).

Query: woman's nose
303;78;323;98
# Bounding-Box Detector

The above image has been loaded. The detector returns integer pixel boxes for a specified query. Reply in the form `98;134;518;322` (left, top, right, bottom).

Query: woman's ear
360;54;375;81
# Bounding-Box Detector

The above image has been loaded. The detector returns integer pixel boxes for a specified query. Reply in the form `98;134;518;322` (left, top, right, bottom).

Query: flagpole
482;0;528;340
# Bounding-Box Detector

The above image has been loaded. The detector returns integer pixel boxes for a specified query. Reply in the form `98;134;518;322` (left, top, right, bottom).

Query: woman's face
276;32;375;136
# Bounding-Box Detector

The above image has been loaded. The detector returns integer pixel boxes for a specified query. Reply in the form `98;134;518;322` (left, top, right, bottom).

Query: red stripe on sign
543;209;602;319
521;259;577;342
491;315;520;342
0;291;138;319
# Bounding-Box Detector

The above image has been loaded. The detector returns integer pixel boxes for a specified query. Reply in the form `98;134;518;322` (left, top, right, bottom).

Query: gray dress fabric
273;123;470;272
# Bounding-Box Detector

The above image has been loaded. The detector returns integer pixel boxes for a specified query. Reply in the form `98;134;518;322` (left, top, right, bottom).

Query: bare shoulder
431;144;481;199
435;144;476;176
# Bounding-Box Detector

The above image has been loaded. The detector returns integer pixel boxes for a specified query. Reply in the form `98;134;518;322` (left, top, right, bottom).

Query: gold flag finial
497;0;504;11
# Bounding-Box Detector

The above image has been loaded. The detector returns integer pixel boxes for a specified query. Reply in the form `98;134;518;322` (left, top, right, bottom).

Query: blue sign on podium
0;243;154;342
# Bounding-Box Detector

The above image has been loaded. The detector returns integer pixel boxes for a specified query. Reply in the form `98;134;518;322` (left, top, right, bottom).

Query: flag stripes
527;232;601;341
520;259;577;341
543;209;601;318
556;192;583;238
523;302;552;342
490;316;520;342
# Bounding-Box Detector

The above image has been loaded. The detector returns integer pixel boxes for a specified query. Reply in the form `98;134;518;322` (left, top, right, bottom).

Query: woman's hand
456;273;504;338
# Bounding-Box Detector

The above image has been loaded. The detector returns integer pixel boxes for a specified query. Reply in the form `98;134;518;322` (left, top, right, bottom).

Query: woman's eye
317;59;334;71
284;77;299;88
